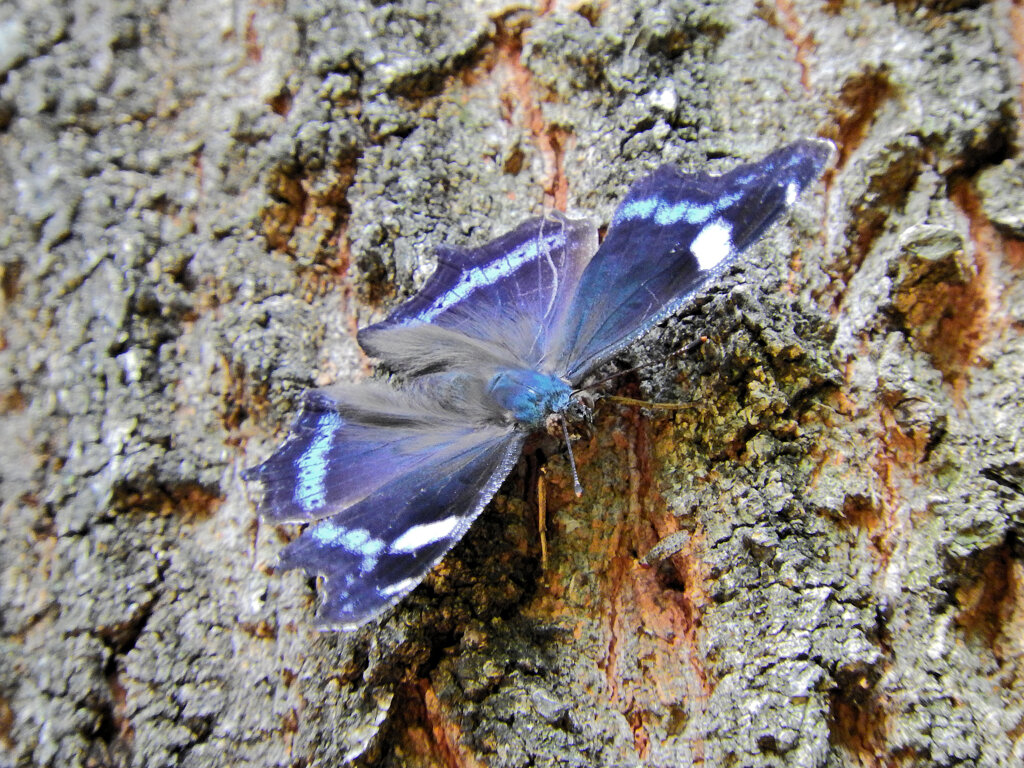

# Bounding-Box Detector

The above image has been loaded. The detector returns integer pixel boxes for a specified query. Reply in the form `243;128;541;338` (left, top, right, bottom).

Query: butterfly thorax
487;368;572;428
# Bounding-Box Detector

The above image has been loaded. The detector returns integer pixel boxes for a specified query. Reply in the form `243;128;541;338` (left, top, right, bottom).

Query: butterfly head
487;367;573;429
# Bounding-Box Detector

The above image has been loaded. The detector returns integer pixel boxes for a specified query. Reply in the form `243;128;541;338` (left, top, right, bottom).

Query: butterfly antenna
577;336;706;394
603;394;699;411
560;416;584;497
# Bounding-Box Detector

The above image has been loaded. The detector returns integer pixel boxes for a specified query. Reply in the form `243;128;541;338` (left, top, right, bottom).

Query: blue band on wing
613;191;742;227
294;411;342;513
405;233;565;324
559;139;834;380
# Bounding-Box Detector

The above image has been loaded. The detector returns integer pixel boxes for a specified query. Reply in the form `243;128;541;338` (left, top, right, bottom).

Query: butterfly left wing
245;379;525;629
556;139;834;382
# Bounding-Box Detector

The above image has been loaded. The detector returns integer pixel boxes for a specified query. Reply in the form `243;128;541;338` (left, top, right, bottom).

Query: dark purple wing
243;378;512;525
358;213;596;373
276;429;524;629
244;379;525;629
556;139;834;382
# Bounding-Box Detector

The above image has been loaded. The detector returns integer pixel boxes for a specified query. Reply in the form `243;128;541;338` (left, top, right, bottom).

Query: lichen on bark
1;1;1023;767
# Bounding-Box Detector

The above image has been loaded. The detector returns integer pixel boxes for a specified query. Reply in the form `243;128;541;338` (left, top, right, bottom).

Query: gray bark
2;0;1023;766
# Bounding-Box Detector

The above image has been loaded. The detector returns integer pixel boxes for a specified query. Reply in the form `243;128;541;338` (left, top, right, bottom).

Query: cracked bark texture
1;0;1023;766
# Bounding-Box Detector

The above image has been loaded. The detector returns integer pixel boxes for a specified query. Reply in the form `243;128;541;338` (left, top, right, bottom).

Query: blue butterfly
244;139;834;630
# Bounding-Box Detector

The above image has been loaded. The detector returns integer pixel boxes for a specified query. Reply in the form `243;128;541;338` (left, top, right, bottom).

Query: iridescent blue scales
243;139;834;630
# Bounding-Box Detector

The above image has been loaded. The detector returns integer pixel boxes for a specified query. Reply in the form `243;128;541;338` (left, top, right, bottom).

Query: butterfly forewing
558;139;833;381
275;427;526;629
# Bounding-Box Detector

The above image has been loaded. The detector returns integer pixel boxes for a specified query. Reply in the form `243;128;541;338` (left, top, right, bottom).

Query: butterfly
243;139;834;630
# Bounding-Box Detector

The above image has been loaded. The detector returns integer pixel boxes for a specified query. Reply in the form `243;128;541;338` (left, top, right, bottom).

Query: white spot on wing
785;181;798;206
690;219;733;271
295;411;342;512
378;576;421;598
389;515;462;553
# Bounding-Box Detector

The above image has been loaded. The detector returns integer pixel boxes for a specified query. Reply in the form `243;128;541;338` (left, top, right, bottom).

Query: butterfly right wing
244;380;525;629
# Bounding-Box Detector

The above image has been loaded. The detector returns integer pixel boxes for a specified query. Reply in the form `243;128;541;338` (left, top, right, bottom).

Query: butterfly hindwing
359;213;597;372
559;139;834;381
243;378;512;525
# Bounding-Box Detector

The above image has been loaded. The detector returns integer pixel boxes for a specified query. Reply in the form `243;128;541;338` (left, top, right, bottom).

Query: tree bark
2;1;1023;766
